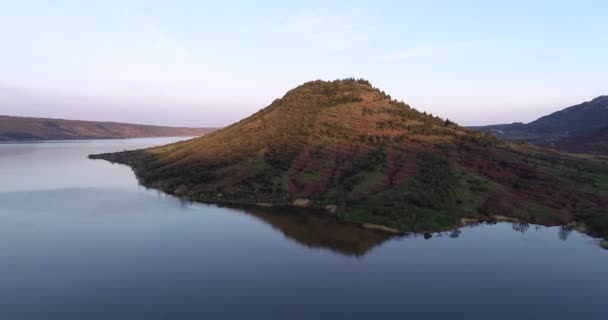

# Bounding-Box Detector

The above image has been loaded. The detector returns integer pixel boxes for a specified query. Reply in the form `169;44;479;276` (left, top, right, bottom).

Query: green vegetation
90;79;608;238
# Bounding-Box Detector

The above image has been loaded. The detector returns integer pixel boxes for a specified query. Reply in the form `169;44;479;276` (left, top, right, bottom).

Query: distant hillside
471;96;608;148
529;96;608;135
91;79;608;239
544;127;608;155
0;115;216;141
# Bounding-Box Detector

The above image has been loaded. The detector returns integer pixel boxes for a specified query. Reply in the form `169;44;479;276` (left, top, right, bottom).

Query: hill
0;115;216;141
470;96;608;148
91;79;608;239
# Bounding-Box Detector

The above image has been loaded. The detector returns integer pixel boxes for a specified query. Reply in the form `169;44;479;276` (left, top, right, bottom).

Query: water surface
1;138;606;319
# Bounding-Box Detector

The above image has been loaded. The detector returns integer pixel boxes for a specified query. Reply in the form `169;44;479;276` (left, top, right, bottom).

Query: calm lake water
0;137;607;319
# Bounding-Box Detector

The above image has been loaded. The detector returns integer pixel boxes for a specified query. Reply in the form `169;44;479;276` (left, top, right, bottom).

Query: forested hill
0;115;216;141
92;79;608;239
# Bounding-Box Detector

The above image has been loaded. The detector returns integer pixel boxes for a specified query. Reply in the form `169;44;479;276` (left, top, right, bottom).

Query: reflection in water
227;205;392;256
227;205;597;255
512;222;530;233
449;228;461;238
3;138;608;319
5;185;588;258
559;226;574;241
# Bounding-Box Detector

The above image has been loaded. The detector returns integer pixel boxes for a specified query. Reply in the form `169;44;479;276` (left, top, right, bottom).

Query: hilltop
471;96;608;154
91;79;608;238
0;115;216;141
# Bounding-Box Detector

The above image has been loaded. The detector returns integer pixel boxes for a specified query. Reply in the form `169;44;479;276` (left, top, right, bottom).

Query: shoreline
0;135;201;143
89;153;607;242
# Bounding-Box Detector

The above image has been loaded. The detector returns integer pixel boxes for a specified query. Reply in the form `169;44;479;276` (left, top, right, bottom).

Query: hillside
0;115;216;141
544;127;608;155
470;96;608;147
91;79;608;239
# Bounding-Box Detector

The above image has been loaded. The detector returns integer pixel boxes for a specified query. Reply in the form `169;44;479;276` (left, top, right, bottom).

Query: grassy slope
91;79;608;238
0;115;216;141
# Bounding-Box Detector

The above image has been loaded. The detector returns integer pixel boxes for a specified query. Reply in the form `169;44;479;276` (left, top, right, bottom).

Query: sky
1;0;607;127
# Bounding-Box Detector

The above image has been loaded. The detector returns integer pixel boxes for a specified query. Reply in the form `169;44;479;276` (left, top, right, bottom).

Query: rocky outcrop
292;198;311;207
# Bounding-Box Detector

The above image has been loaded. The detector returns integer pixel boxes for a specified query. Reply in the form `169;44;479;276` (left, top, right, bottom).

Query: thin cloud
381;46;434;60
265;9;383;51
381;40;491;61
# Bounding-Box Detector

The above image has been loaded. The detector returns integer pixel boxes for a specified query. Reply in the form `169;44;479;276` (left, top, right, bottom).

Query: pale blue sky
1;0;607;126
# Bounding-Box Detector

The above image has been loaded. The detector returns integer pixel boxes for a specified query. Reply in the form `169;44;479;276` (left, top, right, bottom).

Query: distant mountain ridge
530;95;608;134
0;115;217;141
470;95;608;153
91;79;608;239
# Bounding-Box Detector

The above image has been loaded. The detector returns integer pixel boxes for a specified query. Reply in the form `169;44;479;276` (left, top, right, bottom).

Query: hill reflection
227;205;393;256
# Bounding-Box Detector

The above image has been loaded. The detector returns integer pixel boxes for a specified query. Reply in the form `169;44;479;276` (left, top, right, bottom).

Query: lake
0;137;606;319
